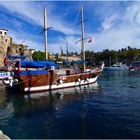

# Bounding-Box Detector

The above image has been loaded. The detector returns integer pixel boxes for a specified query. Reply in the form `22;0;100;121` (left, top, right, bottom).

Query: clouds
0;1;140;53
0;1;80;52
101;14;118;31
0;1;79;34
91;1;140;52
0;1;43;25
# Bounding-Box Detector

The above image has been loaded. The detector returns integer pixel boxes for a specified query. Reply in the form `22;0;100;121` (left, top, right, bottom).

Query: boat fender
75;78;81;85
51;66;55;70
59;79;63;84
9;79;14;87
15;79;19;82
2;79;10;85
8;76;13;80
57;79;63;84
87;78;90;82
84;78;89;83
78;78;81;82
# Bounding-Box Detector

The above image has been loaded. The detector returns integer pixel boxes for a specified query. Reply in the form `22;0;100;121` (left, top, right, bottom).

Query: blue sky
0;1;140;54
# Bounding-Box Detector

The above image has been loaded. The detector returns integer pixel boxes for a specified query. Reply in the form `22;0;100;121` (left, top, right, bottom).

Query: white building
0;29;12;49
0;29;8;36
0;29;12;66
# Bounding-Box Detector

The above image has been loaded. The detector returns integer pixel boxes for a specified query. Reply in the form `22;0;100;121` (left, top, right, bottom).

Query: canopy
63;60;88;65
71;60;88;64
37;61;59;68
8;55;26;60
17;60;59;68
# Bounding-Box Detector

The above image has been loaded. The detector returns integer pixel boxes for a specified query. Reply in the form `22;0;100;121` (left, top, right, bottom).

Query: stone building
58;55;81;61
0;29;12;51
0;29;12;66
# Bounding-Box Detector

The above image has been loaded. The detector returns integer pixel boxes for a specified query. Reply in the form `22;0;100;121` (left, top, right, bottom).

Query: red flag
88;38;92;43
18;61;20;74
3;56;8;66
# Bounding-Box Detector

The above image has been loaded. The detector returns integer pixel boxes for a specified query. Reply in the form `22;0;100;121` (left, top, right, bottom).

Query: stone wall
0;42;32;67
0;35;11;66
0;29;33;67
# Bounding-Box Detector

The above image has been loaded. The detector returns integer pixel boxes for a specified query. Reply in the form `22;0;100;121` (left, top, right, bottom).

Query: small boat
4;6;104;93
0;55;26;86
104;63;129;71
0;71;13;85
0;61;14;86
129;61;140;71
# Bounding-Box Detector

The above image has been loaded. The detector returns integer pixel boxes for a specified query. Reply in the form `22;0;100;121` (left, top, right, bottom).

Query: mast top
44;8;48;60
81;5;86;71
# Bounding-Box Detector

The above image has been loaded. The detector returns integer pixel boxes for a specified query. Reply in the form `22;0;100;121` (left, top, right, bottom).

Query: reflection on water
0;82;101;139
1;82;100;115
1;71;140;139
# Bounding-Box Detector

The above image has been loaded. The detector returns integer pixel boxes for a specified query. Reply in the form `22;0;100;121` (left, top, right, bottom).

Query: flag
18;61;20;75
88;38;92;43
3;56;8;66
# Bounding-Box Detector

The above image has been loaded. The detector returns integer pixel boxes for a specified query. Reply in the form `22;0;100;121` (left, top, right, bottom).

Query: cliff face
0;30;32;67
0;51;5;67
0;43;32;67
0;38;8;67
0;34;12;67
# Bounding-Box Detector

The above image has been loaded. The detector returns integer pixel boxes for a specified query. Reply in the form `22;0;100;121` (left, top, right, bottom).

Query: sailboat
4;6;104;93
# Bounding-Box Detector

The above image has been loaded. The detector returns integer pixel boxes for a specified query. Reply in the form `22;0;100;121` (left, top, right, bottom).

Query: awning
16;60;59;68
8;55;26;60
37;61;59;68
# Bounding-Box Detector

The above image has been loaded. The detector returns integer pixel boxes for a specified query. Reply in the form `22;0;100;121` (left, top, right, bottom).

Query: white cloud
48;35;82;53
101;14;118;31
0;1;43;24
0;1;79;35
91;2;140;52
2;1;140;54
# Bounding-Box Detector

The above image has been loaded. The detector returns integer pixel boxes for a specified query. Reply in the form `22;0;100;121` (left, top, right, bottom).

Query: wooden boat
4;6;104;93
10;60;103;93
0;55;26;86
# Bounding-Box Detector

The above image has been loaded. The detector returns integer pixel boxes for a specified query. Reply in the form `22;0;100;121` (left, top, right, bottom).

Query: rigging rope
21;19;41;45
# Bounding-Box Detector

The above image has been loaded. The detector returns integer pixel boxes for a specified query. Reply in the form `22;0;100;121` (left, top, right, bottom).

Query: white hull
104;64;129;71
104;67;129;71
24;76;98;93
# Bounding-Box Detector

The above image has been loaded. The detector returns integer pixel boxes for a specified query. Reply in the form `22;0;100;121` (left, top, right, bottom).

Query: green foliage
93;46;140;66
32;51;45;61
32;46;140;65
85;51;94;65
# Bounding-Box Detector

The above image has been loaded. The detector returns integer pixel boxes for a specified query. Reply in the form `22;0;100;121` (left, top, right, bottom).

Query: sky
0;1;140;54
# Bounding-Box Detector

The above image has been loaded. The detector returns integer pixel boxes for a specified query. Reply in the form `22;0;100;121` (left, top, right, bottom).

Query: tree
32;51;45;61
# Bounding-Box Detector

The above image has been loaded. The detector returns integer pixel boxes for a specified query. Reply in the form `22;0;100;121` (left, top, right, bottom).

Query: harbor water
0;71;140;139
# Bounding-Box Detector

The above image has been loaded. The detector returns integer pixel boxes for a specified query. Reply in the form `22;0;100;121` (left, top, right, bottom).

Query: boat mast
44;8;48;60
66;41;69;61
81;5;86;71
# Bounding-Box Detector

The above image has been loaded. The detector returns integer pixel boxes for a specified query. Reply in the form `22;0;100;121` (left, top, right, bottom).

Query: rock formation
0;130;11;140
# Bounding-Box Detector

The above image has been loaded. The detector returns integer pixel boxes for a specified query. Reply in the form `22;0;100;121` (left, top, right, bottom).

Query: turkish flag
88;38;92;43
3;56;8;66
18;61;20;74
